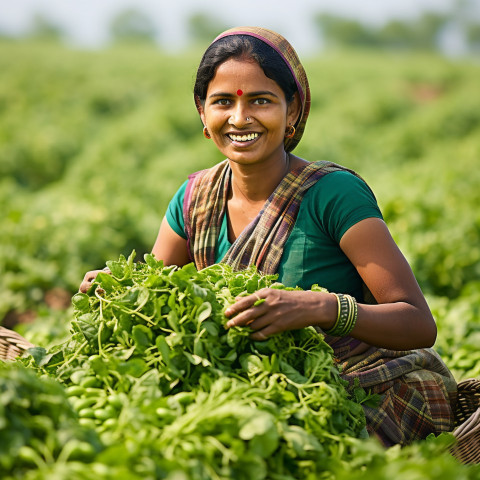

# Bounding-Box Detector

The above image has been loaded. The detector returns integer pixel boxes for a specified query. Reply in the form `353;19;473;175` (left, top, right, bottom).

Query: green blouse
165;170;383;301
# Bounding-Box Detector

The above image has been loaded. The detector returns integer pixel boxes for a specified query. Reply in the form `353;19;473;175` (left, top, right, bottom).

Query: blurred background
1;0;480;56
1;0;480;379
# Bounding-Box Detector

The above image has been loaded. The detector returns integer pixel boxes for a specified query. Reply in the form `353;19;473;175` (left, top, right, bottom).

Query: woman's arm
225;217;436;350
339;216;436;349
151;217;190;267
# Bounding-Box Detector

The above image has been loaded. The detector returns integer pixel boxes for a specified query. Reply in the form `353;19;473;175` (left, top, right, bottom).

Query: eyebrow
208;90;279;99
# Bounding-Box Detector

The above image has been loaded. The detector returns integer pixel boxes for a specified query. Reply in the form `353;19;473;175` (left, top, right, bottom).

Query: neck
229;152;291;203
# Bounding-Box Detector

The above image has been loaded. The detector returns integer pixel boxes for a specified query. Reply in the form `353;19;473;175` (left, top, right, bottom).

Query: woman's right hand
79;268;109;293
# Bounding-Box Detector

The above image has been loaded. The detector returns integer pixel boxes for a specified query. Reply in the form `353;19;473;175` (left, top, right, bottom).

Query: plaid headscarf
211;26;310;153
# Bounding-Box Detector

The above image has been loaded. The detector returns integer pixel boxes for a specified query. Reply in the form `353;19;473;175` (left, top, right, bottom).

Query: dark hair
194;35;297;103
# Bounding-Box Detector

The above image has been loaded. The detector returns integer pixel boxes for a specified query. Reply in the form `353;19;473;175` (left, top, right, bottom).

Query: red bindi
236;89;243;96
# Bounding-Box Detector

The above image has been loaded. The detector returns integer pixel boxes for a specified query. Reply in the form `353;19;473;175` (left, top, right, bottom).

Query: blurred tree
414;12;449;49
377;20;413;50
379;13;448;51
451;0;480;52
466;23;480;50
315;14;380;48
315;11;448;52
187;13;227;45
109;8;157;44
28;12;64;42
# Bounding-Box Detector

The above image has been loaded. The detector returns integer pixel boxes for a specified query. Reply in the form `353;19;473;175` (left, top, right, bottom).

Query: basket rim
0;326;35;361
454;408;480;439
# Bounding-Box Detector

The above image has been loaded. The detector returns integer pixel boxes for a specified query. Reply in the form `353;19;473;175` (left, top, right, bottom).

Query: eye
214;99;232;106
253;98;270;105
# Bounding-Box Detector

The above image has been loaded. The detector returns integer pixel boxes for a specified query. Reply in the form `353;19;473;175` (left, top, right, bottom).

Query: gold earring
285;125;295;139
203;126;211;139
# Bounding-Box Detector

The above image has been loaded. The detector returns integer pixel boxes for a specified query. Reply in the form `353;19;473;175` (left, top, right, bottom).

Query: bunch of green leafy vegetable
0;362;101;478
331;433;480;479
19;251;372;479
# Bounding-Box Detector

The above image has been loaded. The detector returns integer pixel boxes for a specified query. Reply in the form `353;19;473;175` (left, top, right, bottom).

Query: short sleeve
165;180;188;239
313;171;383;243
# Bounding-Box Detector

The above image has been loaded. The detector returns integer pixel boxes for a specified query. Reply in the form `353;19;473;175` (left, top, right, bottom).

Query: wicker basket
0;326;34;361
451;378;480;464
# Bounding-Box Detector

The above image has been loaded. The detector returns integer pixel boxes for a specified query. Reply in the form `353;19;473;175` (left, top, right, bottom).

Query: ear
194;94;207;126
286;92;302;127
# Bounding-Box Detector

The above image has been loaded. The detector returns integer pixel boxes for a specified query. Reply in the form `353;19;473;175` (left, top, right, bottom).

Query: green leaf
249;423;279;458
96;271;121;293
279;359;308;384
134;286;151;309
240;354;264;375
193;337;205;357
76;313;99;347
239;411;275;440
105;260;125;278
202;320;219;337
71;293;90;314
246;278;259;293
89;355;109;377
184;351;211;367
117;358;147;378
196;302;212;322
144;253;162;269
132;324;153;352
283;425;322;455
166;310;179;332
26;347;54;367
189;282;209;301
156;336;171;365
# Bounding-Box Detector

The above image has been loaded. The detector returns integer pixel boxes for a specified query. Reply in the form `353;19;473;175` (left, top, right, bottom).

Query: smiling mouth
227;133;259;142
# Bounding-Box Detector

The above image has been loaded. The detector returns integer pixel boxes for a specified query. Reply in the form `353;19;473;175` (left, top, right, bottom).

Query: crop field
1;40;480;478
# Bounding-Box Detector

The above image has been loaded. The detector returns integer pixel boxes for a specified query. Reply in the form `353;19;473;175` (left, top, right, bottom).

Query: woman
80;27;457;447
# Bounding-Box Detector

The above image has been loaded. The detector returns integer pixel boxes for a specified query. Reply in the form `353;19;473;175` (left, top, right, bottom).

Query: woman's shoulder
307;167;375;198
300;165;382;241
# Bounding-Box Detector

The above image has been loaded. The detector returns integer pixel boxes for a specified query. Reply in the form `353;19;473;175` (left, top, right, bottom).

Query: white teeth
229;133;259;142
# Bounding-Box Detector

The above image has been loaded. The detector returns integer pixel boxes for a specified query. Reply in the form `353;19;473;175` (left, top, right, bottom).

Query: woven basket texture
451;378;480;464
0;326;34;361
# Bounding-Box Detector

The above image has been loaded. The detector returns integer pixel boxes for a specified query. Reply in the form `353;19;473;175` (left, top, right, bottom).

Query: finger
225;309;258;328
250;323;281;341
225;302;269;329
79;276;97;293
244;314;271;331
224;293;264;318
250;330;269;342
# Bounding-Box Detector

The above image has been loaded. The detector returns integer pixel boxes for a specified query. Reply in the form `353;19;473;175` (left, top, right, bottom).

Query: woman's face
199;58;300;167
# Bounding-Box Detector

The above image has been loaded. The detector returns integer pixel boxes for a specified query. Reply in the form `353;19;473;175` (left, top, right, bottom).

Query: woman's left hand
224;288;337;341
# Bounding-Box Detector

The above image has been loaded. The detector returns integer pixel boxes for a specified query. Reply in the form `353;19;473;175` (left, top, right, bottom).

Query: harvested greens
2;252;477;479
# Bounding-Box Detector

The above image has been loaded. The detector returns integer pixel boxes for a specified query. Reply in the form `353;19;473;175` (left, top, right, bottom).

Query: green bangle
324;293;358;337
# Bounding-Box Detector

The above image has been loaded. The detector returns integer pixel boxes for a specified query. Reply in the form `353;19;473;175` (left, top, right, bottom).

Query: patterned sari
185;26;457;447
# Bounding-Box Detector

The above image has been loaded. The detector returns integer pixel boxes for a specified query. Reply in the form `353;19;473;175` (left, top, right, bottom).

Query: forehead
207;58;281;94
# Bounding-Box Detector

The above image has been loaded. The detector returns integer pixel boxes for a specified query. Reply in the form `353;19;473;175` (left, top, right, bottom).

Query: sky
0;0;466;54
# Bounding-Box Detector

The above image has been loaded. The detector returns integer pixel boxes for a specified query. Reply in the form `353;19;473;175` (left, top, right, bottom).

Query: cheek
206;111;228;129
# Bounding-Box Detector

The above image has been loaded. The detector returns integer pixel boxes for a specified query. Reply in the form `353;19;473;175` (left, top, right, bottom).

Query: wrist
305;291;338;331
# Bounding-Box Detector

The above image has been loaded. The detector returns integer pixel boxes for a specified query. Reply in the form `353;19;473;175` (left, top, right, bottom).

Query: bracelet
324;293;358;337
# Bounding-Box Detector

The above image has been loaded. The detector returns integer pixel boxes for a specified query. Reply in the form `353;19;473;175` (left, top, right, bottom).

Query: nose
228;102;251;127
